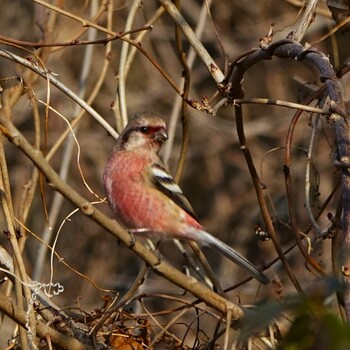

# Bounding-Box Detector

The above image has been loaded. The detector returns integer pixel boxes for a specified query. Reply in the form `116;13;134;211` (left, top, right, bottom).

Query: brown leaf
109;335;145;350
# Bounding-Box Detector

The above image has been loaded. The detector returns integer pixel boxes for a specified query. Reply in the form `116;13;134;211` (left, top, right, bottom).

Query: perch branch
0;111;243;319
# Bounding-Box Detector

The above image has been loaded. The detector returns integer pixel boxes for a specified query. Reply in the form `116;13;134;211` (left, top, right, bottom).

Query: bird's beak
154;128;168;143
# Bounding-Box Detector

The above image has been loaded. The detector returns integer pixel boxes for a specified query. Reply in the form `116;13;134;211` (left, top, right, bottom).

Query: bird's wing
151;162;198;220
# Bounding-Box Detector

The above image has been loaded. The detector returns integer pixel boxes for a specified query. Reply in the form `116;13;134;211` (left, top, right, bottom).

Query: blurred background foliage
0;0;350;348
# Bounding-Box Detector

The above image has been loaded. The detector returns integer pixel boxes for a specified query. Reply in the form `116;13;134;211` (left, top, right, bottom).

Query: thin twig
158;0;225;84
234;97;331;115
33;0;116;36
33;0;100;282
0;292;93;350
115;0;143;131
304;99;327;234
0;142;37;348
235;103;303;294
173;0;191;182
0;49;119;140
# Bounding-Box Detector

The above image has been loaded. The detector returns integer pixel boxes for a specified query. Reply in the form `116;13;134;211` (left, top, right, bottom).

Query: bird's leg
125;228;139;246
146;239;163;265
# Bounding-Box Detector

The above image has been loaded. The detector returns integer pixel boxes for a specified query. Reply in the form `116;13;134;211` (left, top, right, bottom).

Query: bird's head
116;112;168;152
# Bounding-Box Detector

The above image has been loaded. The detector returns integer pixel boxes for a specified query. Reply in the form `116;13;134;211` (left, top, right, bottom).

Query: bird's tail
198;230;269;284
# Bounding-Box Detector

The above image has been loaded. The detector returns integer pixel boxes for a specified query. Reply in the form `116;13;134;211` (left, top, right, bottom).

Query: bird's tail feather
199;230;269;284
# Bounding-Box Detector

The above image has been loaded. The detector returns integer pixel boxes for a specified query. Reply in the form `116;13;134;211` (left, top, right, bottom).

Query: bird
103;112;269;284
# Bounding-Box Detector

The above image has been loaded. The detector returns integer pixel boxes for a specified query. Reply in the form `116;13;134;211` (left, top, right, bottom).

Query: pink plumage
103;112;269;284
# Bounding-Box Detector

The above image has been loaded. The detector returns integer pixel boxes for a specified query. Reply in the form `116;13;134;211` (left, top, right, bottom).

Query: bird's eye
139;126;149;133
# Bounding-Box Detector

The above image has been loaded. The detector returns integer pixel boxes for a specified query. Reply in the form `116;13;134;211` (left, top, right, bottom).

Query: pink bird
103;112;269;284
